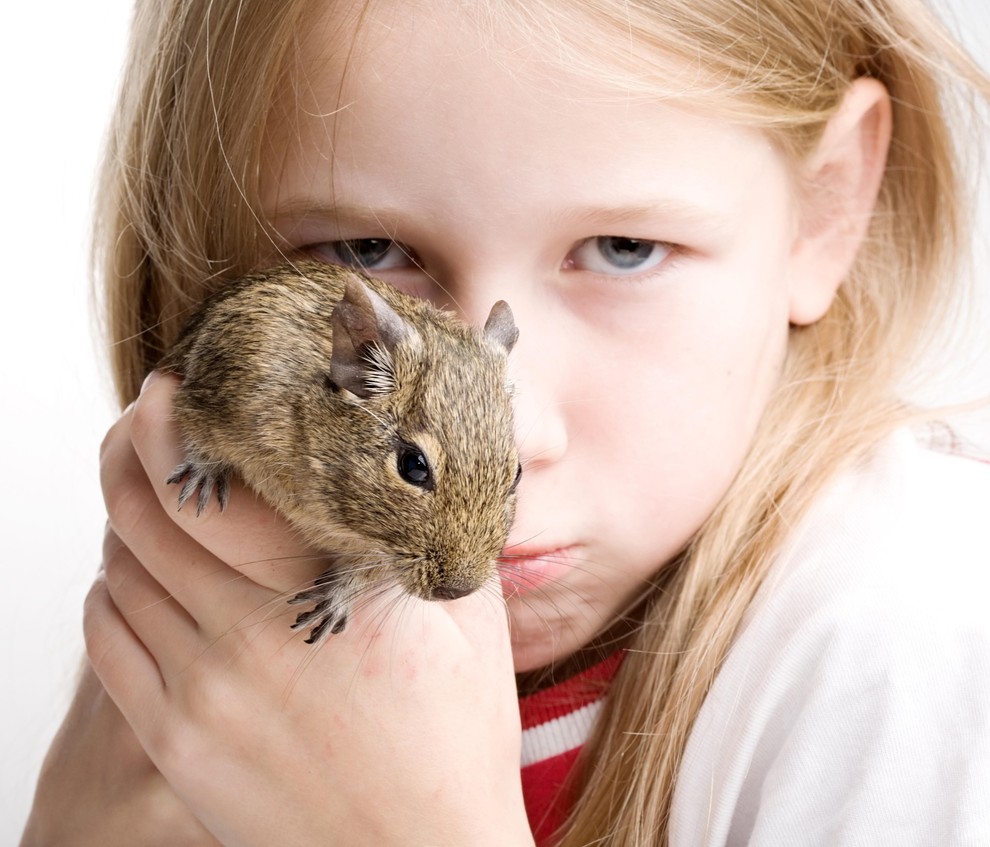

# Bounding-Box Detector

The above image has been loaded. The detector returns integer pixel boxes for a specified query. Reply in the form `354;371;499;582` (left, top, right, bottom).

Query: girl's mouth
497;545;578;597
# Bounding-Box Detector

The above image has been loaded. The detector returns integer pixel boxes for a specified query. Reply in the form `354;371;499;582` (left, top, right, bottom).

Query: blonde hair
95;0;988;843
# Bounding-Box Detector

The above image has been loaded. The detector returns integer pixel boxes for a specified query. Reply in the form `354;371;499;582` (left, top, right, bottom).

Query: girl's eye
568;236;671;276
310;238;413;271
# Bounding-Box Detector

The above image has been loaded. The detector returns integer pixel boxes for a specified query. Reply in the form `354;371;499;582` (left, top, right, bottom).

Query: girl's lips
497;545;577;597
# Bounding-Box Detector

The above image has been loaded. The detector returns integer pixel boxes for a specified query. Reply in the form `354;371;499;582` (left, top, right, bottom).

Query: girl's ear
788;77;892;325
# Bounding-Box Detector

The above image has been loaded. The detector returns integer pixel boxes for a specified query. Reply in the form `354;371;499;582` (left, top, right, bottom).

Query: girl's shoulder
671;430;990;847
772;428;990;633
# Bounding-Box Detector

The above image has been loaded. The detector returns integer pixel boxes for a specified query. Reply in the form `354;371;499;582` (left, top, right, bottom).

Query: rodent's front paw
288;572;352;643
166;451;232;516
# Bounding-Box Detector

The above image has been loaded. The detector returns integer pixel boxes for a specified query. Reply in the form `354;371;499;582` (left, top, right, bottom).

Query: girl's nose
510;363;569;472
446;275;570;471
499;310;569;473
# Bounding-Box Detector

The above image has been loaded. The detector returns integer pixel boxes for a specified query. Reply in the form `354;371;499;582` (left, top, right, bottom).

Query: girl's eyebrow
270;198;731;236
269;200;403;230
553;201;731;234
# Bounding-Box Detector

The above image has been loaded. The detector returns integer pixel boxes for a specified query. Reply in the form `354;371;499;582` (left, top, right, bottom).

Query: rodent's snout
405;552;496;602
429;584;475;601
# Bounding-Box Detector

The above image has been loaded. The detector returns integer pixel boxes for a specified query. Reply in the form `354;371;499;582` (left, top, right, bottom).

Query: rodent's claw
289;572;351;643
292;603;349;644
166;456;231;516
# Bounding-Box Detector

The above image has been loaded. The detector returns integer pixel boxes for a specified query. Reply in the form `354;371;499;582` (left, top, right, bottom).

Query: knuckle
102;461;155;541
129;371;179;450
100;419;159;540
100;531;132;590
147;719;194;776
151;691;224;779
98;421;118;464
98;418;129;493
82;578;114;669
128;391;160;449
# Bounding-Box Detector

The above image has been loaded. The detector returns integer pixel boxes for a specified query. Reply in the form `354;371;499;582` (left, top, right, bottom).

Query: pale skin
22;1;892;843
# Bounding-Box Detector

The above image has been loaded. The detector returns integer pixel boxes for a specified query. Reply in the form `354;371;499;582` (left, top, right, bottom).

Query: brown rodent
158;261;520;643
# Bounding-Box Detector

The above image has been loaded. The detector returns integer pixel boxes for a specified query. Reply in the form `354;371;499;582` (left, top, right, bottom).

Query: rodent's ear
329;276;410;398
483;300;518;354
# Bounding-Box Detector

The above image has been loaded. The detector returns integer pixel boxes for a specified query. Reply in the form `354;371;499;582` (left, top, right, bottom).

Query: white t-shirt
671;431;990;846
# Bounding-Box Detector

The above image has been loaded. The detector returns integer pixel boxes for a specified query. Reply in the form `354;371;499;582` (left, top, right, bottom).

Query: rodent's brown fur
159;261;519;641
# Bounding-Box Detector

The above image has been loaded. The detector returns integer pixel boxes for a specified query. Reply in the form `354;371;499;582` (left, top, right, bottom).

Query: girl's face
263;2;807;672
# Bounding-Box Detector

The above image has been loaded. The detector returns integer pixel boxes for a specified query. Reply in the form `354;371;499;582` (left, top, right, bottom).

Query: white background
2;1;988;840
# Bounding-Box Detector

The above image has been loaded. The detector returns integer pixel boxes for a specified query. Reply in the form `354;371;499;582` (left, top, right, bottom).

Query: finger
103;524;299;667
440;576;512;646
101;408;277;637
71;660;150;762
131;373;327;593
83;572;166;722
102;525;209;677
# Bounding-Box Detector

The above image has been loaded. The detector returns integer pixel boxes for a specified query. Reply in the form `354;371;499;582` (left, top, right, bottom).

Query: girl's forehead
262;0;793;240
290;0;711;116
276;0;759;155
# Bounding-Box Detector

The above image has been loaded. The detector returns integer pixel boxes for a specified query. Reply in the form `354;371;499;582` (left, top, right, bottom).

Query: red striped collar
520;651;625;758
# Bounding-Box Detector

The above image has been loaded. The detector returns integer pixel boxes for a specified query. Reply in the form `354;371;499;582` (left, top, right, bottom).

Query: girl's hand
84;373;533;847
20;651;220;846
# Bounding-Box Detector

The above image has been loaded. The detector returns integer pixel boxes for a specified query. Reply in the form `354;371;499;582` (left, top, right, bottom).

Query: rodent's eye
511;462;522;493
397;443;433;490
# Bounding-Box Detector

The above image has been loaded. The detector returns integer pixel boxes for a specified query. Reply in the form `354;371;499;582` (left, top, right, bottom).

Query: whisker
280;580;403;703
499;529;553;551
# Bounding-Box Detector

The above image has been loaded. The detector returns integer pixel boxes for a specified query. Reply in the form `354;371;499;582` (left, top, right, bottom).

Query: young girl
21;0;990;844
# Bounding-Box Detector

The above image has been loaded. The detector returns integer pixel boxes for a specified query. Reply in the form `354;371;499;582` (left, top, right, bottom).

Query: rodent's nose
430;584;474;601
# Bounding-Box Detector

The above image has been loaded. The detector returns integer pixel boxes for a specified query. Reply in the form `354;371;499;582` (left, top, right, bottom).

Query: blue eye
397;443;433;489
569;236;670;276
311;238;413;271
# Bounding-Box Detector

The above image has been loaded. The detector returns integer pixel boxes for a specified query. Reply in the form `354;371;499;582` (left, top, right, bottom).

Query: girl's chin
506;597;604;674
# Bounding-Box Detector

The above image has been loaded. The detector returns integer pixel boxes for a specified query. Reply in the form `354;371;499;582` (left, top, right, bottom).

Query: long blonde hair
95;0;988;843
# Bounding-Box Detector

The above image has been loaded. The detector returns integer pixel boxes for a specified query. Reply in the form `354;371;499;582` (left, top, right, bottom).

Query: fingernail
140;369;161;396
